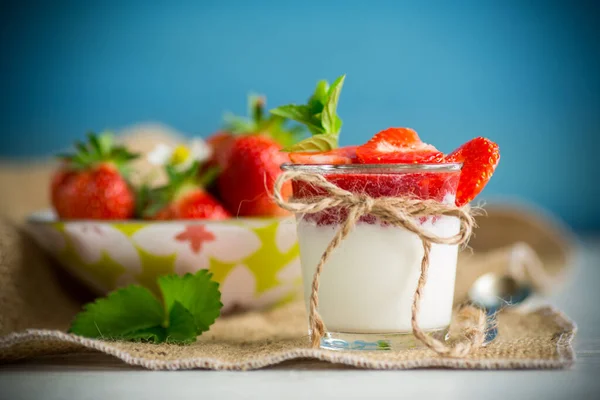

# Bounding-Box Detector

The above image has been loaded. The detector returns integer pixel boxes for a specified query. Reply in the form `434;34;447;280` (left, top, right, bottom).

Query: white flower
147;138;213;170
147;143;174;166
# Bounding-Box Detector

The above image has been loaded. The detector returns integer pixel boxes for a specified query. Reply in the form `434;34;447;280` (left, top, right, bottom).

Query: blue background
1;0;598;230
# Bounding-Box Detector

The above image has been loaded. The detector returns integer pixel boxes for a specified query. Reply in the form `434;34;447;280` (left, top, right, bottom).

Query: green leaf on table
158;270;223;334
165;301;198;344
69;270;223;344
127;326;168;343
68;285;165;340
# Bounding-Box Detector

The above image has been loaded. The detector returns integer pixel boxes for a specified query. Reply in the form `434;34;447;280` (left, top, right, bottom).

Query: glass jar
282;163;462;350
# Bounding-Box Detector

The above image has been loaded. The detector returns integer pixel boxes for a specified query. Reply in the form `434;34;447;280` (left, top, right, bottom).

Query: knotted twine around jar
273;170;487;358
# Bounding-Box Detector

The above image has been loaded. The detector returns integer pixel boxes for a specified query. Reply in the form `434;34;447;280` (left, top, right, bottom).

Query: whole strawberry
216;95;305;217
205;131;236;169
218;135;292;216
143;163;230;220
51;133;138;220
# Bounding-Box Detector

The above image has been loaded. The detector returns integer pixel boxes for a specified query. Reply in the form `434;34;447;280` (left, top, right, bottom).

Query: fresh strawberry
51;133;138;220
213;95;306;217
144;163;230;220
206;131;236;169
289;146;358;165
150;189;230;220
356;127;444;164
445;137;500;206
218;135;291;217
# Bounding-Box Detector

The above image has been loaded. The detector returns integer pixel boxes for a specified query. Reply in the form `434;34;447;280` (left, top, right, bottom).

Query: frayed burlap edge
0;306;576;371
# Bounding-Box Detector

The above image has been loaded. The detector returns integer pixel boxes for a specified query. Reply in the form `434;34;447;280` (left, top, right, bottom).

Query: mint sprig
270;74;346;152
69;270;223;344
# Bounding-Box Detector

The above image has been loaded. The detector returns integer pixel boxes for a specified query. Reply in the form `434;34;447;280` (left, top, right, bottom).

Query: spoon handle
483;308;498;346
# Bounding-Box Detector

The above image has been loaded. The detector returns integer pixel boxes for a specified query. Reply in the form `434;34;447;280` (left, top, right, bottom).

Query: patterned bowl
26;211;301;312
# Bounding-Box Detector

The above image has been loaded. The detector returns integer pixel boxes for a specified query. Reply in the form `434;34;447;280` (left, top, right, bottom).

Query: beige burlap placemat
0;219;576;370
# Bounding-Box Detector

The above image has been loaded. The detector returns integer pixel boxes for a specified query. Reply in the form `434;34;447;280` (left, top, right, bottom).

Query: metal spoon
468;273;533;345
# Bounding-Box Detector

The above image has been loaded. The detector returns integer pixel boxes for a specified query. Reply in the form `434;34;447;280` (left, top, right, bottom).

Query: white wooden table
1;237;599;400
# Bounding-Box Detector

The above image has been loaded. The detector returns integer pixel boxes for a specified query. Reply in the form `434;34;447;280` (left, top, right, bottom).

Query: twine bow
273;170;486;358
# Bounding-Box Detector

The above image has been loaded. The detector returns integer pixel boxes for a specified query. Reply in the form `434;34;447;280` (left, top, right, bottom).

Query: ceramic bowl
26;211;301;312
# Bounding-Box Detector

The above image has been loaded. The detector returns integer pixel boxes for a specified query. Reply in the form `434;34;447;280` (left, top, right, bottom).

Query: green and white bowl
27;211;301;312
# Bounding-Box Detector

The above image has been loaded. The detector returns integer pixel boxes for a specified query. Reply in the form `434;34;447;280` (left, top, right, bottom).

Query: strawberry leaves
69;285;165;340
69;270;223;344
58;131;139;177
223;95;307;147
140;161;219;218
270;74;346;152
158;272;222;333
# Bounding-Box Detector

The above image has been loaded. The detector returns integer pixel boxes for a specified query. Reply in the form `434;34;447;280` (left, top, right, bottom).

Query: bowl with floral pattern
26;211;301;312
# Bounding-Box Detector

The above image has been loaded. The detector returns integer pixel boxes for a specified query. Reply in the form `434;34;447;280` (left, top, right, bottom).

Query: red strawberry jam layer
291;170;460;225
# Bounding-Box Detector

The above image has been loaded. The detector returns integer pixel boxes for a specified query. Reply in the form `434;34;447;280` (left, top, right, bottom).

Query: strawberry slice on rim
356;127;444;164
445;137;500;206
289;146;358;165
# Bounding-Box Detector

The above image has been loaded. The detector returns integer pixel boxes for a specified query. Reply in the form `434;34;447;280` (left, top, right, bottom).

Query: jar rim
281;163;462;174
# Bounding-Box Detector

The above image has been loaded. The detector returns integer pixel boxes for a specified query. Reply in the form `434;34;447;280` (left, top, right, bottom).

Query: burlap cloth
0;125;577;370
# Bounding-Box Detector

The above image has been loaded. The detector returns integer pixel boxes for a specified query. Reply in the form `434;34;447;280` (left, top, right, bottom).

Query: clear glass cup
282;163;462;350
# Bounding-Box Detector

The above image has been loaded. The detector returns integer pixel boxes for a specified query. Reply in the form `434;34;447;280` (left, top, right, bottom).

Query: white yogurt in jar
296;215;459;333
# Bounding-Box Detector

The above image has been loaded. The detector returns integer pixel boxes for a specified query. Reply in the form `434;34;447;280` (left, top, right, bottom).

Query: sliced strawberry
445;137;500;206
356;127;444;164
289;146;358;165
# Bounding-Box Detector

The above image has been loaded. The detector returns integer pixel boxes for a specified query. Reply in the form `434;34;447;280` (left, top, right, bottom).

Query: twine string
273;170;486;357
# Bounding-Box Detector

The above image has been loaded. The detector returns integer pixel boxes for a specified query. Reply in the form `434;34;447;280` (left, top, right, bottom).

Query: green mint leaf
333;116;342;133
69;286;165;340
285;134;339;152
166;301;198;344
158;270;223;334
271;74;346;152
270;105;324;135
310;80;329;104
262;116;308;148
270;104;313;123
321;74;345;135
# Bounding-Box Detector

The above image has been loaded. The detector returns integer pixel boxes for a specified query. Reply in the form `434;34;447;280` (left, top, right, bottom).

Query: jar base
312;327;449;351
